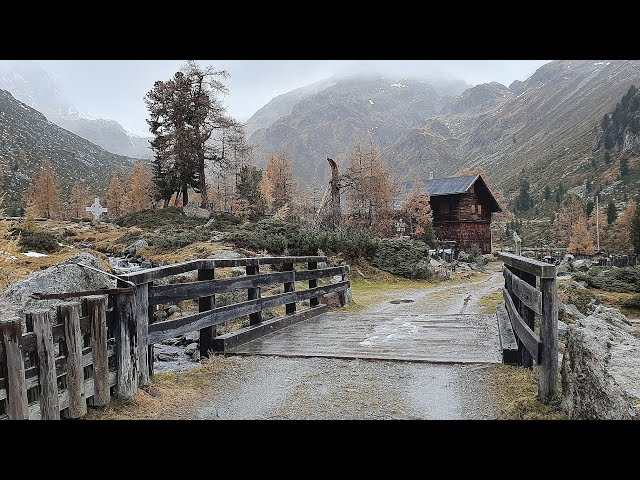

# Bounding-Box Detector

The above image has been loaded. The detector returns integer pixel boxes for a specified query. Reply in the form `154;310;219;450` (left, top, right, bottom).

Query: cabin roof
424;174;501;212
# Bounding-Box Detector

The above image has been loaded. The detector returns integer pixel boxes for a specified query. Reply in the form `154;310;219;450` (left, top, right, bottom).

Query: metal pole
596;195;600;252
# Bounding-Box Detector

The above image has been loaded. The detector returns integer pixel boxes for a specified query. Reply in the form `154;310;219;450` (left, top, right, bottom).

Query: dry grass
478;289;503;314
489;365;565;419
140;242;228;265
85;356;234;420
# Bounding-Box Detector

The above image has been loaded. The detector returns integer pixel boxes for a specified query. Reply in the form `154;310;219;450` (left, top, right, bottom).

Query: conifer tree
25;159;62;219
126;165;153;213
106;169;127;217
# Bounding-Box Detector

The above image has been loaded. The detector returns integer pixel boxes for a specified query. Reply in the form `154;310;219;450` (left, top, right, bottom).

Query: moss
559;284;600;315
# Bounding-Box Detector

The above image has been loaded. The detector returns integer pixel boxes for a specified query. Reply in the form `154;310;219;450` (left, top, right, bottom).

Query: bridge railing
0;256;350;419
497;252;558;402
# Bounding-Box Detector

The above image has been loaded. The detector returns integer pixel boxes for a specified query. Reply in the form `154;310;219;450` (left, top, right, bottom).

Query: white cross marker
86;197;108;220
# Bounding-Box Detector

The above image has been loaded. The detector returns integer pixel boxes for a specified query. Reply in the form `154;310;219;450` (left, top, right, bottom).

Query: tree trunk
182;185;189;206
199;157;209;208
163;198;170;209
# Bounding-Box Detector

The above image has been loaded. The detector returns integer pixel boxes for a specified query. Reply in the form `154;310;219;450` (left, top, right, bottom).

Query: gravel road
190;266;504;420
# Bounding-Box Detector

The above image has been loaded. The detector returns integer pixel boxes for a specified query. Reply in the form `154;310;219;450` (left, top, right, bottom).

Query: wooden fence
0;256;349;419
496;252;558;402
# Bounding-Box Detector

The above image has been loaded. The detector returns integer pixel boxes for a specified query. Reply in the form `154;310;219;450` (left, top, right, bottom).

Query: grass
489;365;565;419
85;356;234;420
478;289;503;314
139;242;228;265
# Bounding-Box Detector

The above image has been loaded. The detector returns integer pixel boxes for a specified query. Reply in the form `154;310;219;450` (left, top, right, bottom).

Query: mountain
248;75;468;184
0;89;138;209
385;60;640;198
245;77;338;136
0;61;152;159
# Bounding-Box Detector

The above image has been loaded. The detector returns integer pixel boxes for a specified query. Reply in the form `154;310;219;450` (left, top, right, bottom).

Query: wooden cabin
424;174;501;254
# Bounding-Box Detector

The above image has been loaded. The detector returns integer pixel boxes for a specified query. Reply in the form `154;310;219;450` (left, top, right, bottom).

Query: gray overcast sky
38;60;551;136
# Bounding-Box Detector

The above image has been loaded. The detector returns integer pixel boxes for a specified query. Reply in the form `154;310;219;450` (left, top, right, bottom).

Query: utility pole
596;195;600;252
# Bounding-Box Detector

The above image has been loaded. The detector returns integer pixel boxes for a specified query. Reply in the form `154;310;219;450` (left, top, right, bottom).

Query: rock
154;310;168;322
483;254;497;262
122;239;149;258
160;337;181;346
561;309;640;419
344;287;354;305
556;261;569;275
429;258;442;268
2;253;113;315
570;281;587;290
558;320;569;342
573;259;592;271
185;343;199;356
230;267;245;277
563;254;575;262
331;275;343;283
457;262;472;272
141;260;153;269
184;331;200;343
320;292;342;308
561;303;586;321
204;219;217;229
183;202;211;220
192;350;201;362
208;250;244;260
166;305;182;316
156;352;179;362
318;262;328;269
458;251;470;261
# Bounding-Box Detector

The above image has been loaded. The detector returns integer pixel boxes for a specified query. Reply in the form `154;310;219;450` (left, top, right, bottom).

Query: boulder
122;239;149;258
184;331;200;343
184;343;199;356
156;351;179;362
166;305;182;317
2;253;113;315
561;303;586;322
573;259;592;271
320;292;342;308
561;307;640;419
429;258;442;268
183;202;211;220
556;261;570;275
141;260;153;269
208;250;244;260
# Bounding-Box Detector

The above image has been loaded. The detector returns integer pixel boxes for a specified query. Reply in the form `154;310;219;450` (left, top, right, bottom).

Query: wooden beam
496;305;518;364
148;281;350;344
283;262;296;315
114;291;139;399
539;277;559;402
30;310;60;419
497;252;556;278
0;317;29;419
134;283;150;386
82;296;110;407
246;264;262;326
198;268;215;357
59;303;87;418
503;266;542;314
308;262;319;307
502;287;541;364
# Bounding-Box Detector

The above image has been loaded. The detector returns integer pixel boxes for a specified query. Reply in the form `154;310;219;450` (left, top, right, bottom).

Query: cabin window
471;204;476;214
440;203;450;214
477;204;482;215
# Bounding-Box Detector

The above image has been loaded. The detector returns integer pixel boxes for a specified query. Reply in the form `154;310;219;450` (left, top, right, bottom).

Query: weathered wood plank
497;252;556;278
502;287;540;364
59;303;87;418
135;283;150;386
83;296;110;407
308;261;319;307
114;291;139;399
148;271;295;305
246;264;262;326
503;267;542;315
496;305;518;364
539;277;559;402
518;270;537;368
0;317;29;419
212;306;328;352
198;268;215;357
294;266;345;282
30;310;60;419
148;281;350;344
283;262;296;315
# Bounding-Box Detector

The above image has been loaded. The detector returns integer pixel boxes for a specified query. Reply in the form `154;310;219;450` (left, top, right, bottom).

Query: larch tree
609;200;637;252
568;214;595;255
106;169;127;217
556;193;584;246
261;151;295;212
402;179;432;237
236;165;267;220
25;159;62;219
126;165;153;213
68;182;91;219
588;207;609;250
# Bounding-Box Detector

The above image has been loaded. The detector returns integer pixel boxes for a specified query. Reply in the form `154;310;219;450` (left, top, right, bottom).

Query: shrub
574;266;640;293
11;227;61;253
114;208;206;229
621;294;640;309
372;238;432;279
145;228;211;251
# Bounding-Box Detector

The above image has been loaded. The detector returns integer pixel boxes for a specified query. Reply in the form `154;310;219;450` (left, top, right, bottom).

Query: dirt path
189;265;504;419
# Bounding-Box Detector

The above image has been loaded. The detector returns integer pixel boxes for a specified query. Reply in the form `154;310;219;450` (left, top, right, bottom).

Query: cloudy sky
36;60;550;136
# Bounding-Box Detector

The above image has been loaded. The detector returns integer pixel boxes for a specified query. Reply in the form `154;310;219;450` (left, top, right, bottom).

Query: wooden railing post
517;270;536;368
283;262;296;315
135;282;150;386
148;283;156;378
29;310;60;420
198;268;215;357
247;261;262;325
338;265;350;307
82;295;110;407
539;277;558;402
308;261;319;307
0;317;29;419
59;302;87;418
114;287;139;399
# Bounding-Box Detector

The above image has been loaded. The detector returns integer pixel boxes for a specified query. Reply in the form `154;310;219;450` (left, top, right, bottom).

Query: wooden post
308;261;319;307
148;283;156;378
518;270;536;368
247;263;262;325
30;310;60;420
0;317;29;420
539;277;559;402
82;296;110;407
135;282;150;385
338;265;349;307
198;268;215;358
283;262;296;315
59;302;87;418
114;288;139;399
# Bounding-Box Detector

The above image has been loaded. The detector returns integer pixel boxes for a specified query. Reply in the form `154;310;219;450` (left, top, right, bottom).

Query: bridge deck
228;312;502;364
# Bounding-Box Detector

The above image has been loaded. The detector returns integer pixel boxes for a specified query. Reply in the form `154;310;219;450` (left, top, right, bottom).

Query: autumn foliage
25;159;62;219
261;151;295;213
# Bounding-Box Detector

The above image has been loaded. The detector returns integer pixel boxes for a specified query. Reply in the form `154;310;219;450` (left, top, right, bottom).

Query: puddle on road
389;299;415;304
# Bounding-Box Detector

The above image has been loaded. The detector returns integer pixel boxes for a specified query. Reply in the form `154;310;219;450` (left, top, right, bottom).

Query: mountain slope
248;75;468;184
0;61;152;159
0;89;138;208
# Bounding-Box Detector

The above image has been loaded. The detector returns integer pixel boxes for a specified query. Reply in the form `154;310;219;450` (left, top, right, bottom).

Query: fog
2;60;550;136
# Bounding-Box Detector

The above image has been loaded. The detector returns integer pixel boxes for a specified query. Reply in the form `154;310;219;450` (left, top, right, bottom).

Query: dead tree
316;158;346;229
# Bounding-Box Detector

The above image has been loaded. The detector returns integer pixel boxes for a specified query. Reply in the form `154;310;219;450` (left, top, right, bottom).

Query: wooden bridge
0;253;558;420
